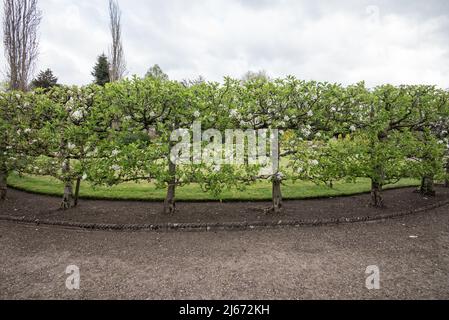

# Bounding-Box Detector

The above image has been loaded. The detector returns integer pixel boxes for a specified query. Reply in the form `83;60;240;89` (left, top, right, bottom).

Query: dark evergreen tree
31;68;58;90
92;54;110;86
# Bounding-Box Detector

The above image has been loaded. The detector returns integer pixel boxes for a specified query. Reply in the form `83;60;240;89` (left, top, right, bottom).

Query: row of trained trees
1;76;448;214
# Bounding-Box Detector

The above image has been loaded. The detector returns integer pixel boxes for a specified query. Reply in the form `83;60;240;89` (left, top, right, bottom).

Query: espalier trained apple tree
28;85;107;209
1;76;448;213
184;79;261;200
87;77;177;214
342;84;438;207
286;81;361;191
0;90;52;200
428;91;449;187
406;86;448;196
223;77;288;213
86;76;219;214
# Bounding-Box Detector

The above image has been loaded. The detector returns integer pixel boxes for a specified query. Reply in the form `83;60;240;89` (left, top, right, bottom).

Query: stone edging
1;199;449;232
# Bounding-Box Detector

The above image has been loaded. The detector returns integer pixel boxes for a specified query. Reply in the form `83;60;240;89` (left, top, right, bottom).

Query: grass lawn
7;173;421;202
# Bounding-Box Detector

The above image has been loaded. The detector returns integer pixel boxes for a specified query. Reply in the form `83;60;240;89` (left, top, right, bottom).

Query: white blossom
193;111;201;118
111;164;121;171
71;109;84;121
307;110;314;117
111;149;120;156
67;143;76;150
350;125;357;132
302;128;311;137
309;159;319;166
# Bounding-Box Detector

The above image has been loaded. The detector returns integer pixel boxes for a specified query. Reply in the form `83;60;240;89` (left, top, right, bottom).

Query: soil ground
1;187;449;225
0;204;448;299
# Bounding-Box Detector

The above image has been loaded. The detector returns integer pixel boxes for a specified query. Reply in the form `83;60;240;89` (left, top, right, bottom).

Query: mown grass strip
7;173;421;202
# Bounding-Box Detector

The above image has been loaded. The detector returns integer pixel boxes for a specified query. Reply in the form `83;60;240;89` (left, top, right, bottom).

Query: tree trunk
60;160;73;210
369;131;387;208
420;176;436;196
0;169;7;201
370;179;384;208
269;133;283;214
271;176;283;214
445;160;449;188
61;182;74;210
164;160;176;215
74;177;81;207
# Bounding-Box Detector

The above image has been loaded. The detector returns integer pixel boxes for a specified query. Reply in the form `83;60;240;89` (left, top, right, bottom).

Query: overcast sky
1;0;449;87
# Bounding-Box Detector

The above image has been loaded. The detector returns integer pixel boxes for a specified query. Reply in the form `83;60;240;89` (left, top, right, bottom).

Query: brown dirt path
0;205;448;299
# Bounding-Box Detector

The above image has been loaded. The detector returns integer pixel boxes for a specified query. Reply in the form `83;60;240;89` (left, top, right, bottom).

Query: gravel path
1;206;449;300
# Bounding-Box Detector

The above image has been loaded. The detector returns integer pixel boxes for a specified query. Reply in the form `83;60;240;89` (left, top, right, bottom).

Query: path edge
1;199;449;232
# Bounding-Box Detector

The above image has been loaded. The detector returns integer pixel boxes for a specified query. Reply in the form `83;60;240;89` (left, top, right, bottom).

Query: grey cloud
1;0;448;88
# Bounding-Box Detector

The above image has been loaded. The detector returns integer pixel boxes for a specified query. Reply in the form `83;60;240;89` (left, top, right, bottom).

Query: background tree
108;0;126;82
181;75;206;87
145;64;169;81
92;54;110;86
241;70;270;83
31;68;58;90
2;0;42;91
